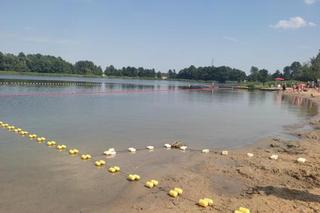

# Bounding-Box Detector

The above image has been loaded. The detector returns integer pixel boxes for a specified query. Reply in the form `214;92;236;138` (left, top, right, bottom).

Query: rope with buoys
0;121;221;210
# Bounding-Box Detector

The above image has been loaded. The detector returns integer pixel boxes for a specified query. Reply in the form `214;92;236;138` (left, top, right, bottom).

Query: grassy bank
240;80;300;90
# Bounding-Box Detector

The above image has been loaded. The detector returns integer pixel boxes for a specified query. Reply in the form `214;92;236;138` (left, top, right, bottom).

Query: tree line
105;65;158;78
174;65;247;83
1;50;319;82
0;52;103;75
247;50;320;83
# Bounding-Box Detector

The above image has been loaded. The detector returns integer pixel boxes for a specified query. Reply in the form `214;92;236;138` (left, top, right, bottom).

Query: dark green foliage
2;50;319;82
168;69;177;79
257;69;269;83
247;66;259;81
0;51;102;75
280;50;320;81
246;50;320;83
104;66;157;78
156;71;162;79
175;65;246;83
74;60;102;75
271;70;283;79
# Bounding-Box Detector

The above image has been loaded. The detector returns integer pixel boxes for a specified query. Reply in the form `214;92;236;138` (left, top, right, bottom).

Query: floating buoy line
6;120;303;211
0;120;217;209
0;81;102;87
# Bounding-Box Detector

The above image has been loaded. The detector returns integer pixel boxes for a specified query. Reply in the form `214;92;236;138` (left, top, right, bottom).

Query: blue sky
0;0;319;73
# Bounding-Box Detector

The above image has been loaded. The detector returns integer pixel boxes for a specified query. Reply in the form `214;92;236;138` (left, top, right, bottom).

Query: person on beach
282;84;286;91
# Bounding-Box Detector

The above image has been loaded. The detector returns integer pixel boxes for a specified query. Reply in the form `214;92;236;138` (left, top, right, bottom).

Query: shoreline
1;86;320;212
112;90;320;212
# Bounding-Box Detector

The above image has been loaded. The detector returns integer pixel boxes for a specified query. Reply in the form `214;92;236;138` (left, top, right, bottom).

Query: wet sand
1;90;320;213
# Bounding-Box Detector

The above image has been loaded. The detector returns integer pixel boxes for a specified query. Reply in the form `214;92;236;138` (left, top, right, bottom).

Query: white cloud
304;0;319;5
223;36;238;43
271;16;316;29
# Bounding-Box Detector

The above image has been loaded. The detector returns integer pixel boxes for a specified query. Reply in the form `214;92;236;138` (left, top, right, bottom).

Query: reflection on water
0;76;317;151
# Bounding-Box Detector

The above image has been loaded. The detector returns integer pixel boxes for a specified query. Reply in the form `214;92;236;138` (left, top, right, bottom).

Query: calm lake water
0;75;317;151
0;75;317;212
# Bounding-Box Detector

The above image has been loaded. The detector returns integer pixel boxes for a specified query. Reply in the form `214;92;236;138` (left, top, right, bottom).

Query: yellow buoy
20;131;29;136
114;166;120;172
37;138;45;143
134;175;140;180
108;167;116;173
145;179;158;188
69;149;79;155
173;187;183;195
168;190;178;198
56;144;67;151
95;160;106;167
47;141;56;146
239;207;250;213
234;207;250;213
29;134;37;139
127;174;136;181
8;126;15;131
150;179;159;186
204;198;213;206
127;174;140;181
108;166;120;173
145;181;154;188
81;154;92;160
198;199;209;207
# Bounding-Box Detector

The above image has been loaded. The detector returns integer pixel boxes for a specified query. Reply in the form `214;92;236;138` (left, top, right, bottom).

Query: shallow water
0;75;317;212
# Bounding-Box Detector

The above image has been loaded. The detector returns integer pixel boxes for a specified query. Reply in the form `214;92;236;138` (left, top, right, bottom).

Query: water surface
0;76;317;212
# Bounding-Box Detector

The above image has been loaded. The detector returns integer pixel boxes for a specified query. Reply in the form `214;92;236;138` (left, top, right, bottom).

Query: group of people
285;80;320;93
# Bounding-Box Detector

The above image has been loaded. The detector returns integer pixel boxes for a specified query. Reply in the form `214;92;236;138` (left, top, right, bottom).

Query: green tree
156;71;162;79
257;69;269;84
248;66;259;81
74;60;102;75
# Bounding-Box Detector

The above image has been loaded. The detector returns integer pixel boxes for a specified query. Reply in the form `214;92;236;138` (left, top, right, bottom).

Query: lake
0;75;317;212
0;75;317;152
